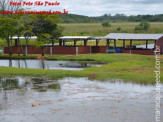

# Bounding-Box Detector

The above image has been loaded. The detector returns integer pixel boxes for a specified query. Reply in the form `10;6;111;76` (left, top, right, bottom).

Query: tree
0;16;16;55
32;14;63;56
135;21;150;32
36;33;50;56
14;14;24;56
101;21;111;28
22;15;33;56
0;0;22;11
0;0;23;56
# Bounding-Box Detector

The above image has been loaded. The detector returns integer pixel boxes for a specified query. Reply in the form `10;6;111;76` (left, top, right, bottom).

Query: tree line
60;14;163;23
0;14;63;56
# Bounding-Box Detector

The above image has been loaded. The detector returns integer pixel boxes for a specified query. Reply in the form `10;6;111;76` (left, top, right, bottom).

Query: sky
24;0;163;16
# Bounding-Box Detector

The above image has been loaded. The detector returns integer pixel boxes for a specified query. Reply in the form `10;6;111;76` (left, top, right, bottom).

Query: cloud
24;0;163;16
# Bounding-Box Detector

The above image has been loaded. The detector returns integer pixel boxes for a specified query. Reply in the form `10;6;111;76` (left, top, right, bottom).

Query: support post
114;39;116;53
76;47;78;55
74;40;77;46
154;40;156;49
123;39;125;49
96;39;99;46
107;39;110;49
63;40;65;46
15;39;18;46
59;39;62;46
25;46;28;55
146;40;148;49
130;40;132;54
84;39;87;46
52;40;55;47
50;47;52;55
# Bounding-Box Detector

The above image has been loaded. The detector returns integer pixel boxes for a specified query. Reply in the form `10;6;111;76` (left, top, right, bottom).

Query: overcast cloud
25;0;163;16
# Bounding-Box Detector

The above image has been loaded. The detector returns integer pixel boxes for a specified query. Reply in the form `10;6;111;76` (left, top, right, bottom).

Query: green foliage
22;15;33;39
0;55;36;59
60;14;95;23
0;16;16;40
101;21;111;28
116;27;121;31
32;14;63;40
36;33;50;47
60;14;163;23
135;21;150;32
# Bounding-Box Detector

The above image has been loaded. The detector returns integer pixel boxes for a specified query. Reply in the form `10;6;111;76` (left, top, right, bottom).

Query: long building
3;33;163;55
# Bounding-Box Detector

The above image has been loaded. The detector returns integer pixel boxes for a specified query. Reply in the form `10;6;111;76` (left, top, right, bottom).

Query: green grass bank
0;54;162;84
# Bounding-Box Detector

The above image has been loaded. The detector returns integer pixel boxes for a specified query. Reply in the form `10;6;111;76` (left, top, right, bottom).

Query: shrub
135;21;150;32
101;21;111;28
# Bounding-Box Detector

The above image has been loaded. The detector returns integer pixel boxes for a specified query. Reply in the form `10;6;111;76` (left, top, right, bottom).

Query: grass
60;22;163;36
0;54;37;59
0;54;162;84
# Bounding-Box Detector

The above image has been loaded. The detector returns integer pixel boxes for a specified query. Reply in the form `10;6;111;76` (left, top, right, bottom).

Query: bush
101;21;111;28
117;27;121;31
135;21;150;32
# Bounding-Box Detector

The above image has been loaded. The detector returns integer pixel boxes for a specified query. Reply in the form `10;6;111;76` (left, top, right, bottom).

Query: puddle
0;77;162;122
0;59;102;70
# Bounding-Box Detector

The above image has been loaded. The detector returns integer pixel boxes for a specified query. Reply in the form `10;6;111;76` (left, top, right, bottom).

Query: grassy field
60;22;163;36
0;54;162;84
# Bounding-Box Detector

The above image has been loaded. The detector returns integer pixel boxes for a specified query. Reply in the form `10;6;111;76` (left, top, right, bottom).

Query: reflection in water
0;77;60;92
0;78;19;90
24;59;27;68
0;60;103;70
32;78;60;92
9;59;12;67
0;77;61;110
41;60;45;69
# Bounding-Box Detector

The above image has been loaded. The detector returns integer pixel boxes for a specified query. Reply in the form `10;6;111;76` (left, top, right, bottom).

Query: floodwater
0;59;102;70
0;77;162;122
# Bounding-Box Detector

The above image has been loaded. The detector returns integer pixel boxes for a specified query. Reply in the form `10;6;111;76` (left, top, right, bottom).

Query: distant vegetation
60;14;95;23
135;21;150;32
101;21;111;28
60;14;163;23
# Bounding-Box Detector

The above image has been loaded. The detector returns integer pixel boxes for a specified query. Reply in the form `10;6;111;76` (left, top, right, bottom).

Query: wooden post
96;39;99;46
63;40;65;46
146;40;148;49
123;39;125;49
15;39;18;46
59;39;62;46
154;40;156;49
114;39;116;53
74;40;77;46
130;40;132;49
84;39;87;46
130;40;132;54
107;39;110;49
52;40;54;47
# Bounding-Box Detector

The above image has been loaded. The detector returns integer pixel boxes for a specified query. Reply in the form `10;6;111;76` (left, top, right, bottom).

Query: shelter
104;33;163;55
59;36;92;46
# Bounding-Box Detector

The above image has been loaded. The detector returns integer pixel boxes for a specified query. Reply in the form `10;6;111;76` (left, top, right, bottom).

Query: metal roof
93;37;104;40
104;33;163;40
11;36;37;40
59;36;92;40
